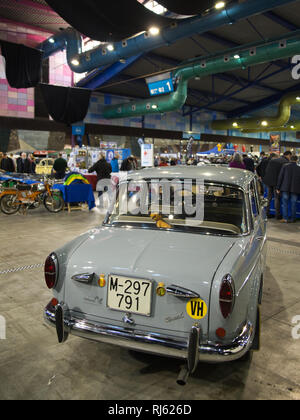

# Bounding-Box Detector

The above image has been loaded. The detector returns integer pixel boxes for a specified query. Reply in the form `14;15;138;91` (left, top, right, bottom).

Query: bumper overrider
44;300;254;364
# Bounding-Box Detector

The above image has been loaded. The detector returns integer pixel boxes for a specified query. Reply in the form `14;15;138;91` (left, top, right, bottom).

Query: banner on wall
270;134;281;155
141;144;154;167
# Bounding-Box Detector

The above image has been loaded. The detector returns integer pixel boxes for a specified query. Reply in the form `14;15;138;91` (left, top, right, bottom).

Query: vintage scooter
0;178;64;215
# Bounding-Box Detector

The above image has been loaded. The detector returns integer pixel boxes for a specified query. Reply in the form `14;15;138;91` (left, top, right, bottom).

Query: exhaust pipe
177;366;190;386
177;326;200;386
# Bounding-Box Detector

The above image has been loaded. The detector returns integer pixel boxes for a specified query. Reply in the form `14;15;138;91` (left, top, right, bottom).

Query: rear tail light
45;253;58;289
219;274;235;319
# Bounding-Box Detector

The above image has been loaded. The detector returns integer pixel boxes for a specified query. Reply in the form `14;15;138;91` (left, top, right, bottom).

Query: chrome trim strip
71;273;95;284
44;301;254;363
166;285;200;299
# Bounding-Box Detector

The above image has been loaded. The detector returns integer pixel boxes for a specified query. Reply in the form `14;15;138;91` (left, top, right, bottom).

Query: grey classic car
44;166;267;385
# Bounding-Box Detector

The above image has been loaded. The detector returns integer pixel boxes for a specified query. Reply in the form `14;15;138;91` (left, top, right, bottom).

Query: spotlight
234;54;240;59
49;38;55;44
232;122;238;127
107;44;114;52
215;2;226;10
149;27;160;36
71;58;80;66
261;121;268;127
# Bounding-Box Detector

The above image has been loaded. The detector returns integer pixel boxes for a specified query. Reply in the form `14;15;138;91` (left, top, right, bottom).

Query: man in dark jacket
277;155;300;223
53;153;68;179
263;151;292;219
0;153;15;172
88;154;112;198
16;152;32;174
243;154;255;172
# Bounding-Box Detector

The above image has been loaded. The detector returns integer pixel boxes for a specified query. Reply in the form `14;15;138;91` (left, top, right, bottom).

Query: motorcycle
0;178;65;215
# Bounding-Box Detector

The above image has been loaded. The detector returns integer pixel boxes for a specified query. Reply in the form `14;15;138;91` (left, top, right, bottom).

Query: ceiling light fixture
49;38;55;44
149;27;160;36
107;44;114;52
261;121;268;127
71;58;80;66
215;2;226;10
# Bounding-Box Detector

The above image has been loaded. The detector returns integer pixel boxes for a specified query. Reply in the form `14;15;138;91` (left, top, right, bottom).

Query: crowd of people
221;150;300;224
0;152;36;174
1;148;299;223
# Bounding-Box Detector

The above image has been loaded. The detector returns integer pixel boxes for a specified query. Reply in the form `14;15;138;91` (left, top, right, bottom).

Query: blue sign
72;124;85;136
182;132;201;140
148;78;174;96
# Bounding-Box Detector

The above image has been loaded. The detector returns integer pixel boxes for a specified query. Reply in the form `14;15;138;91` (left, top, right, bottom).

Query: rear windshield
106;180;248;236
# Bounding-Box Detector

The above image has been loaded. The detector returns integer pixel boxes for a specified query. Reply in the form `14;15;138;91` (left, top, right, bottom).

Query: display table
53;183;95;211
83;174;97;191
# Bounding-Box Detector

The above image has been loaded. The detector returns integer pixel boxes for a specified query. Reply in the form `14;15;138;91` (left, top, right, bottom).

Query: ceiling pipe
77;54;144;89
241;121;300;133
102;30;300;119
212;91;300;131
39;0;298;73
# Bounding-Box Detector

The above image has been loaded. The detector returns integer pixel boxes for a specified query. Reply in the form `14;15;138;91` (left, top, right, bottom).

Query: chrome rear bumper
44;301;254;363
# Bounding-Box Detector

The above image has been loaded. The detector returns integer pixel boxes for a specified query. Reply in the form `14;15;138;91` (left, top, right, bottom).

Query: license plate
107;275;153;316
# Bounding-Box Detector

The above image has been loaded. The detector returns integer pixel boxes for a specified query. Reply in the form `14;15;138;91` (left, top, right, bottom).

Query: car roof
128;165;255;190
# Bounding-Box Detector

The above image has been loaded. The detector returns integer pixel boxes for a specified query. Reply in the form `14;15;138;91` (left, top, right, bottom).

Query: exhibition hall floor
0;207;299;400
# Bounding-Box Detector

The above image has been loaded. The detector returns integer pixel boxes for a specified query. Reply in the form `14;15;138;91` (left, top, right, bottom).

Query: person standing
263;151;292;219
229;153;246;169
0;153;15;172
277;155;300;223
88;153;112;198
120;157;133;171
159;157;168;167
110;153;120;173
29;154;36;174
9;153;16;172
17;152;32;174
242;154;255;172
53;153;68;179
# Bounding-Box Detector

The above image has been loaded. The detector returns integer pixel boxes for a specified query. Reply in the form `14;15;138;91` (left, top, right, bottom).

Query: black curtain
45;0;173;42
157;1;215;15
0;40;42;89
40;84;92;125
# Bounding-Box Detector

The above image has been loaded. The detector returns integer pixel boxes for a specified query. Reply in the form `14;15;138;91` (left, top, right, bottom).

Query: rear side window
250;181;259;218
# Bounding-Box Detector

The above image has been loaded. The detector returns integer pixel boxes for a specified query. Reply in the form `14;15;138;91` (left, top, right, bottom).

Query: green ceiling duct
212;91;300;131
103;30;300;120
241;121;300;133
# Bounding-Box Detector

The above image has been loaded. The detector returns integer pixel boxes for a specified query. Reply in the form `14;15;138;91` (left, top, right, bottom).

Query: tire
44;193;64;213
0;194;21;215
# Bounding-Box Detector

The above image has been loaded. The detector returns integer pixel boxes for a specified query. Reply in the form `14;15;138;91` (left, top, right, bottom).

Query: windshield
106;179;248;236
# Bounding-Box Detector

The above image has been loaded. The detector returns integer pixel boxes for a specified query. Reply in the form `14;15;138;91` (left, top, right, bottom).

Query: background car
35;158;54;175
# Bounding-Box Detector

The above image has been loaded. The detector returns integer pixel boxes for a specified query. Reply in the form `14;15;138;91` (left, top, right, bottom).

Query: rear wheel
44;193;64;213
0;194;21;215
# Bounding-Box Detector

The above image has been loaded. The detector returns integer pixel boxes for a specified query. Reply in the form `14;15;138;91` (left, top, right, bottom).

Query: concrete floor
0;206;299;400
